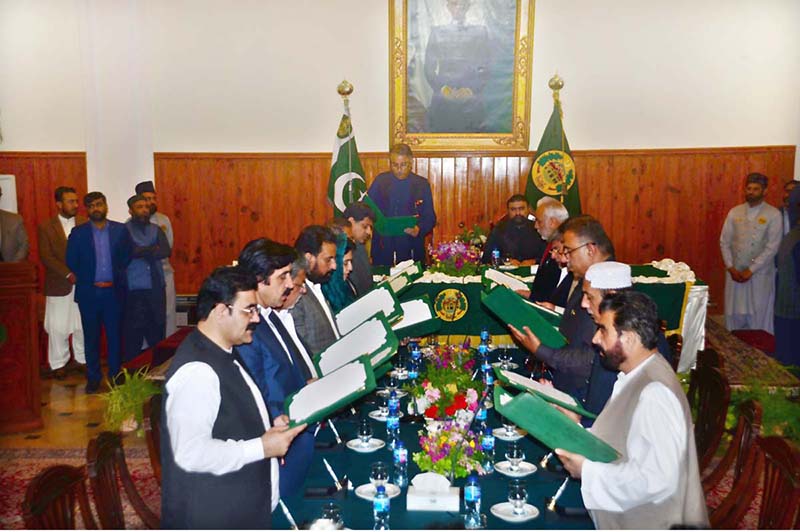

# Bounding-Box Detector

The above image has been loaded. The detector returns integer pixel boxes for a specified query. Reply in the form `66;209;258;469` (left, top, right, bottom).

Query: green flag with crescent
525;96;582;216
328;111;367;217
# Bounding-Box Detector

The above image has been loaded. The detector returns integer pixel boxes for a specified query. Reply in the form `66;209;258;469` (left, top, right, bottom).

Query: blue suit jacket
237;315;307;419
66;220;132;305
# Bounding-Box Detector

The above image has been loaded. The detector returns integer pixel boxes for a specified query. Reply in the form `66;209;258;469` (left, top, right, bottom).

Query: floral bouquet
406;344;480;420
456;223;488;250
428;240;482;277
413;419;486;479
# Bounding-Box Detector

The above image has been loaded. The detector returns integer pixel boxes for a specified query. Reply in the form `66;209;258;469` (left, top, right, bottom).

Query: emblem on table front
434;289;468;322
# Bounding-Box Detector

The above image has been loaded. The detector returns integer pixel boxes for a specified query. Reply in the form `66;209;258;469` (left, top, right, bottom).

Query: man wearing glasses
509;215;617;419
161;266;306;529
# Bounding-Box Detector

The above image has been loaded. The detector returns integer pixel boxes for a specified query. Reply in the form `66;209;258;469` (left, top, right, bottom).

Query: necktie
268;312;313;381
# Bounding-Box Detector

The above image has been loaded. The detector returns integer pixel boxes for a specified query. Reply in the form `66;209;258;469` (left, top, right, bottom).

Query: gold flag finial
337;80;354;114
548;73;564;104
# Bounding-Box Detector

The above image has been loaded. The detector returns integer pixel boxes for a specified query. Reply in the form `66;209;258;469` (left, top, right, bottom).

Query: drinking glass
499;346;511;369
319;503;343;529
507;479;528;516
505;441;525;472
378;396;389;418
370;462;389;488
358;418;373;447
386;375;399;394
500;414;517;438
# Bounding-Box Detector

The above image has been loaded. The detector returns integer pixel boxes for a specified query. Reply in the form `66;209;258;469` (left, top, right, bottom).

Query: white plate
389;369;409;380
490;502;540;523
345;438;385;453
376;388;408;398
493;427;525;442
491;361;519;370
499;265;517;270
495;460;537;478
355;483;402;501
368;410;404;422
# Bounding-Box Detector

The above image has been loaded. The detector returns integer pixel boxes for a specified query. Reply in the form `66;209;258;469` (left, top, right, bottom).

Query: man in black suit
524;198;570;303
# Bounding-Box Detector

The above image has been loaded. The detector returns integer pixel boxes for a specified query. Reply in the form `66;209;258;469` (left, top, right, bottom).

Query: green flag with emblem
525;84;581;216
328;110;368;217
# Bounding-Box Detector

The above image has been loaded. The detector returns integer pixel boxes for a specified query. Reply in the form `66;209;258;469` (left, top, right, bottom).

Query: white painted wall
1;0;799;214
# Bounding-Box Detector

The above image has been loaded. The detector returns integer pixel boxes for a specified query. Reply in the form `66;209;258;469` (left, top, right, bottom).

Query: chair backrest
22;464;97;529
87;431;160;529
143;394;162;486
687;347;724;411
707;400;763;528
666;333;682;372
756;436;800;529
693;365;731;472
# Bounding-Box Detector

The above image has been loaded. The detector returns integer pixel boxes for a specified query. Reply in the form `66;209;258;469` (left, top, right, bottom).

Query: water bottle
393;440;408;488
474;407;487;433
407;359;419;383
386;402;400;450
388;389;400;413
491;248;501;267
478;344;491;374
464;474;482;529
410;344;422;362
373;485;390;530
481;426;495;473
483;367;494;408
480;326;491;345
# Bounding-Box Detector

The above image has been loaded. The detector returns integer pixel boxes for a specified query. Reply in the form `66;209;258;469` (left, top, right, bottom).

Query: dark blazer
529;246;562;303
236;314;307;419
289;286;339;356
0;209;29;262
38;215;87;296
66;220;132;304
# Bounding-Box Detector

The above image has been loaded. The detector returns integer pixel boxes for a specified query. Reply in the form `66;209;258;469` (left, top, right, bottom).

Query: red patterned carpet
0;447;160;529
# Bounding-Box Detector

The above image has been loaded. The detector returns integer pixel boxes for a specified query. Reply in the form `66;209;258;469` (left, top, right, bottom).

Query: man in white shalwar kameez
720;173;782;333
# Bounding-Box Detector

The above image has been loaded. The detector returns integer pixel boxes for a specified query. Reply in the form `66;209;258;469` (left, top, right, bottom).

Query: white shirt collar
612;353;658;396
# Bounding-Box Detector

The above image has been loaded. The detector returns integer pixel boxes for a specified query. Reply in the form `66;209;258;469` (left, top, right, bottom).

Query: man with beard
780;179;798;236
509;215;614;414
525;198;570;303
290;225;340;354
555;291;708;530
66;192;133;393
160;266;306;529
123;195;171;361
341;201;376;296
38;186;87;379
135;180;177;336
236;239;316;497
720;172;781;333
276;256;319;380
481;194;545;265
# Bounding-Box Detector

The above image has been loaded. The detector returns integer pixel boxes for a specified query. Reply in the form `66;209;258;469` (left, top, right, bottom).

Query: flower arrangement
413;419;486;479
456;223;488;249
406;344;480;420
103;366;160;437
428;240;482;277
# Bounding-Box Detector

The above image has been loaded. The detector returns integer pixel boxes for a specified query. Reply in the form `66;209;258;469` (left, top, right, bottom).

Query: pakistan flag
525;97;582;215
328;111;367;217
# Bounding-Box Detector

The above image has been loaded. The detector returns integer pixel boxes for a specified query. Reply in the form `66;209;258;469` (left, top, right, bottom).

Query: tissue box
407;486;460;511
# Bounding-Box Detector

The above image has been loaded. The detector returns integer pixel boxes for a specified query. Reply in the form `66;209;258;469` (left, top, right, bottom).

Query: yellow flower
446;383;458;394
469;441;475;448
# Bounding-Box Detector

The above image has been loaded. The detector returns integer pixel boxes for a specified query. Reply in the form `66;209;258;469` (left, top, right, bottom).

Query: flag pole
337;80;354;206
548;73;566;205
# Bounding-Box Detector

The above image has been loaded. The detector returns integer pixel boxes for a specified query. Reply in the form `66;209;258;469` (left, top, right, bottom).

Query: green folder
495;367;596;420
494;385;619;463
521;299;562;329
481;285;567;348
375;214;418;237
285;356;376;427
392;294;442;339
313;314;399;376
335;284;404;335
379;262;424;296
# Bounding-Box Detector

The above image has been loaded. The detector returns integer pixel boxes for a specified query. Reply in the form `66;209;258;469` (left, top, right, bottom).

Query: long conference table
271;347;594;530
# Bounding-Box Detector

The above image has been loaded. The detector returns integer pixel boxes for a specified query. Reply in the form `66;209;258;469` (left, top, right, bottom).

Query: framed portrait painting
390;0;535;152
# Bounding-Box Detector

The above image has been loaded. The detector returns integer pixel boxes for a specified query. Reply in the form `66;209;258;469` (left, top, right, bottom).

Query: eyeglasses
227;304;259;317
562;242;595;256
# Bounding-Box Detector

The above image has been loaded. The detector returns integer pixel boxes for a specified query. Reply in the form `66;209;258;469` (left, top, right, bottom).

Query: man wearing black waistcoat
160;266;306;529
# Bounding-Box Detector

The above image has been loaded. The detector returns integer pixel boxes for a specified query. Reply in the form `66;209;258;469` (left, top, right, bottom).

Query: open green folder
392;295;442;339
495;385;619;463
285;357;376;427
313;314;399;376
495;368;596;420
335;285;403;336
363;195;418;237
481;285;567;348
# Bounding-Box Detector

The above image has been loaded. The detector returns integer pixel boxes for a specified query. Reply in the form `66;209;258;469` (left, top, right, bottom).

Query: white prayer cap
585;262;632;289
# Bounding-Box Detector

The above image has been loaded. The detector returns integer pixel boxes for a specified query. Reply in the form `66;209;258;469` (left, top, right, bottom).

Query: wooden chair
22;464;97;529
706;400;763;528
693;365;731;472
143;394;162;486
756;436;800;529
687;347;724;411
666;332;682;372
87;431;159;529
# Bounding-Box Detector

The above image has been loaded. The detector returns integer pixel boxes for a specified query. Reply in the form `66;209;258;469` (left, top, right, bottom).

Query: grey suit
289;281;339;356
0;209;29;262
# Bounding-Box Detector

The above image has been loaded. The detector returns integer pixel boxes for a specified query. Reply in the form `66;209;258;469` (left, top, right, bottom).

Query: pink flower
465;388;478;405
425;387;441;402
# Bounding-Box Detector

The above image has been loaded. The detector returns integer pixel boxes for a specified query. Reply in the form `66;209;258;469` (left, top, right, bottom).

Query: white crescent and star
333;172;367;212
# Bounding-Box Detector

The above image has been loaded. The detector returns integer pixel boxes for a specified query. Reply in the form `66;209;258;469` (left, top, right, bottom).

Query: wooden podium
0;261;43;433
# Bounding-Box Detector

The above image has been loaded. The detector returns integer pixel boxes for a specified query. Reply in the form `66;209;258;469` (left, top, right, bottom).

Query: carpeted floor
0;447;160;529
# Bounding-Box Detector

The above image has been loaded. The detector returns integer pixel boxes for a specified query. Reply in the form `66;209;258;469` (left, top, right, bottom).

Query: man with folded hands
555;291;708;530
236;238;317;497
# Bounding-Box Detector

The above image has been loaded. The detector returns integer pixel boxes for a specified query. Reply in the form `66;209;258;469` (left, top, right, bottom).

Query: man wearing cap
135;180;177;336
123;195;171;361
720;173;782;333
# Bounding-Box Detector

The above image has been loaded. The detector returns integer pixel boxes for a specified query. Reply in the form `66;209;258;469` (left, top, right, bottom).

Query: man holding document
554;291;708;529
160;266;306;529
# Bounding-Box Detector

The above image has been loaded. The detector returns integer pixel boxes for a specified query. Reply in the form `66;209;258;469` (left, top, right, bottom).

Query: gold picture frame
390;0;535;152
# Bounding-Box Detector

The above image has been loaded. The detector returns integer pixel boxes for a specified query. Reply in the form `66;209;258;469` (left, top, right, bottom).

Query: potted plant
103;366;160;437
